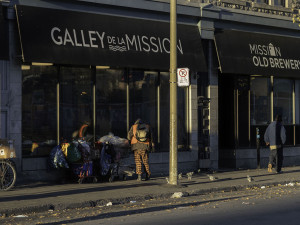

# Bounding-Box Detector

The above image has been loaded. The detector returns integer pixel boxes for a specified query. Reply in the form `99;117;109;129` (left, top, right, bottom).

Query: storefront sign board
15;5;207;72
215;30;300;77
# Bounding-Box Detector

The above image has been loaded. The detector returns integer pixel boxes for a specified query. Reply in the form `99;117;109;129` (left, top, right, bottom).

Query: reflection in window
250;77;271;125
96;69;127;138
60;67;92;141
274;79;293;124
22;66;57;156
129;70;157;145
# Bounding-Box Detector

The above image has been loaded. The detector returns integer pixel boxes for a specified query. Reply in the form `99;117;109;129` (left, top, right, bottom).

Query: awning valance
215;30;300;77
15;5;207;72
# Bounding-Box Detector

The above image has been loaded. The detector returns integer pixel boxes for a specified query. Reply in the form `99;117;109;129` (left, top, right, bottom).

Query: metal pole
169;0;177;185
56;68;60;144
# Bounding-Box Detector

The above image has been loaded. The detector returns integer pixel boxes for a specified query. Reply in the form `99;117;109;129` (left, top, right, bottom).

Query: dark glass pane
22;66;57;156
274;79;293;124
160;72;187;152
96;69;127;138
129;70;157;146
250;77;271;125
60;67;92;141
284;125;294;146
274;0;285;6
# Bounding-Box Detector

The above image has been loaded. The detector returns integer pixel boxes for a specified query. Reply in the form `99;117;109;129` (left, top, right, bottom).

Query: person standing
264;115;286;174
128;119;154;181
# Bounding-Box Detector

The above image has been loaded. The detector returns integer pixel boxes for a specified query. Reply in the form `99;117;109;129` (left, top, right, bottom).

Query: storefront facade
1;0;300;180
215;29;300;168
1;0;209;179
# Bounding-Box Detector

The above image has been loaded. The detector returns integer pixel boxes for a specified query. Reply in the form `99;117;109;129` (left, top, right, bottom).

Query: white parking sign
177;68;190;87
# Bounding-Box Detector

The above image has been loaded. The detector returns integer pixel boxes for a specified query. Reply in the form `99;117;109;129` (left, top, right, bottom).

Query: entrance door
219;74;235;149
218;74;250;168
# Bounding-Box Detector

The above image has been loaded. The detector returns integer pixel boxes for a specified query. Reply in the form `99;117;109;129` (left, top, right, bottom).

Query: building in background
0;0;300;181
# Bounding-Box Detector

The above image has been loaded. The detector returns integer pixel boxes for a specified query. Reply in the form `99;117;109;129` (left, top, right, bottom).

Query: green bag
67;141;82;163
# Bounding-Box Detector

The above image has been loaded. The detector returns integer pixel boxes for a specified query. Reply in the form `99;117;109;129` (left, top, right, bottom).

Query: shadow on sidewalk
0;182;160;203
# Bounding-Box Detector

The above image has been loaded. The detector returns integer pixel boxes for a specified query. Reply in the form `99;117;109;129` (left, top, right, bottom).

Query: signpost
177;68;190;87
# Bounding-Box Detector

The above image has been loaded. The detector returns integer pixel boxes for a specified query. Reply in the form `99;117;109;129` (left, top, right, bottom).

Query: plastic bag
99;133;130;148
67;141;82;163
49;145;69;169
78;140;91;161
100;145;112;176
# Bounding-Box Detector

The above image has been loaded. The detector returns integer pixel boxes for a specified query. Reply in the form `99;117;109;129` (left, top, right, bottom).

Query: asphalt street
3;183;300;225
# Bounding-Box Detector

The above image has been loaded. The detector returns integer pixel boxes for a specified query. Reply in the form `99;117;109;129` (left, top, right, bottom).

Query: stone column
208;40;219;170
8;6;22;171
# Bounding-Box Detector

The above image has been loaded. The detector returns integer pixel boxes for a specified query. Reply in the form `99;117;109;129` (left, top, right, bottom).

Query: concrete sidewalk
1;166;300;216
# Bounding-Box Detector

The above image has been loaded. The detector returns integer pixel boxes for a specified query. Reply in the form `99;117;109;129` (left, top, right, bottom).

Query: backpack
136;123;150;142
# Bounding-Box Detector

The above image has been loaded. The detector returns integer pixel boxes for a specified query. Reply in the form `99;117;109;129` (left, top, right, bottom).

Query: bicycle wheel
0;160;17;191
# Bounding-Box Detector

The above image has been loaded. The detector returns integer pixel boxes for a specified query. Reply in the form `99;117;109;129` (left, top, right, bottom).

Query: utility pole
169;0;178;185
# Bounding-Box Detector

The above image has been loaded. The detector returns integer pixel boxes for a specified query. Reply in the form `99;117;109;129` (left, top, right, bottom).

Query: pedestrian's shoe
268;163;272;173
276;171;282;174
137;174;142;181
145;173;151;181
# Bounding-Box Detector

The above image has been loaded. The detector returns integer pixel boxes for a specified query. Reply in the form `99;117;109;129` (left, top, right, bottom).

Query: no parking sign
177;68;190;87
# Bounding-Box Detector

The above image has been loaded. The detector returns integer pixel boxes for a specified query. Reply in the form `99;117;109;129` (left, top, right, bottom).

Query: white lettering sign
249;43;300;70
50;27;184;55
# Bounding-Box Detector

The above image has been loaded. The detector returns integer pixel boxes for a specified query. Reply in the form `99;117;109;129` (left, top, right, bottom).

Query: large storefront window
22;65;57;156
22;66;192;156
60;67;92;141
249;77;297;147
96;69;127;138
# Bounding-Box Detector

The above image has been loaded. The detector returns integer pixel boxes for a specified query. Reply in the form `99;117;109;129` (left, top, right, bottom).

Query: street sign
177;68;190;87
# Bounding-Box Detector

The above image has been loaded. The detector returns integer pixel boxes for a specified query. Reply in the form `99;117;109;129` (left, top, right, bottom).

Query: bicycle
0;141;17;191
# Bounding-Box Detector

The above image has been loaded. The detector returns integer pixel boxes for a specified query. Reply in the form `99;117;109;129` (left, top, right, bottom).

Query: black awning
15;5;207;72
215;30;300;77
0;5;9;61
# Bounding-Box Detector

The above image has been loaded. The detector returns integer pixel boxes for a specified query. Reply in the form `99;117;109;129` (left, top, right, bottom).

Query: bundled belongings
97;133;131;182
98;133;130;159
48;139;95;183
98;142;118;182
66;141;82;163
69;140;94;183
48;145;69;169
71;161;95;184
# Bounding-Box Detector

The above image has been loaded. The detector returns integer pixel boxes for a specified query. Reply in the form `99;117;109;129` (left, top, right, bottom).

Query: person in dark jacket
128;119;154;181
264;115;286;173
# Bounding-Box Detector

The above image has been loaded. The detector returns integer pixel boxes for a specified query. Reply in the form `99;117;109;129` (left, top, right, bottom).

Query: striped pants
134;149;150;175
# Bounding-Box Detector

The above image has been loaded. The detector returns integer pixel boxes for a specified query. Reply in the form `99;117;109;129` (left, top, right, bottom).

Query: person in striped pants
128;119;154;181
